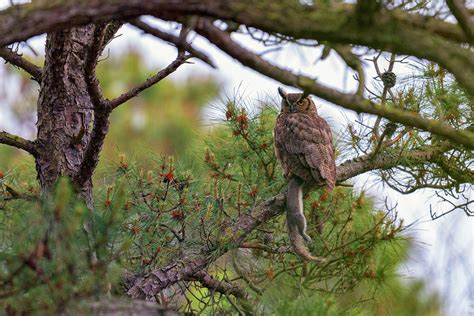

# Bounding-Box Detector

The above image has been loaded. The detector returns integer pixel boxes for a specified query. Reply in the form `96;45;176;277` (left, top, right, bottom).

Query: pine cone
381;71;396;88
383;122;397;138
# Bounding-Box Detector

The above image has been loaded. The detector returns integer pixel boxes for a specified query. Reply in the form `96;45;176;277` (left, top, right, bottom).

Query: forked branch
76;22;122;188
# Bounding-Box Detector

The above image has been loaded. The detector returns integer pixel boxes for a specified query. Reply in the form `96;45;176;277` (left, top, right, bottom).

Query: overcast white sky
0;1;473;314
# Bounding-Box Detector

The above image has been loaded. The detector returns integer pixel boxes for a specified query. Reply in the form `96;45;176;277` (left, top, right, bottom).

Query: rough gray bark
36;25;98;206
35;22;120;207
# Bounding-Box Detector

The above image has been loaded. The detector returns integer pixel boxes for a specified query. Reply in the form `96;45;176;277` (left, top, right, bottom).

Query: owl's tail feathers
286;176;326;262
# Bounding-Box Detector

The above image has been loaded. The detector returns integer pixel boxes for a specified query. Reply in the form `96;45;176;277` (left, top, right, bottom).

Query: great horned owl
274;87;336;261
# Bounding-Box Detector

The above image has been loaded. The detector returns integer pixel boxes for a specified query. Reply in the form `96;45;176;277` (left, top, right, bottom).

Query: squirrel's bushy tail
286;176;325;262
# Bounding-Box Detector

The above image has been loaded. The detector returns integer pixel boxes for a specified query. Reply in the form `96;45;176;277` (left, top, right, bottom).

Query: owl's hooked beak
288;102;296;113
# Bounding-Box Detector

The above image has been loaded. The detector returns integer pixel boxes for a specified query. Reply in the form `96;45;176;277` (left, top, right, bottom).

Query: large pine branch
0;1;472;94
127;142;457;299
193;20;474;148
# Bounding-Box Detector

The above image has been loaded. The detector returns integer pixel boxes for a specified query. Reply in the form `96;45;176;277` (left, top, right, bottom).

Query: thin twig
108;52;190;109
2;185;38;202
0;47;42;81
371;52;396;140
332;44;365;96
187;271;248;299
130;19;216;68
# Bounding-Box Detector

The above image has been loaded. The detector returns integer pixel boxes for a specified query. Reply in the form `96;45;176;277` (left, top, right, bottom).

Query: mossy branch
0;131;37;156
0;1;472;93
194;20;474;149
446;0;474;42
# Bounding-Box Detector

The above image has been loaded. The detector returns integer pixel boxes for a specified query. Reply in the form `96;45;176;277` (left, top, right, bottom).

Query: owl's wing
281;114;336;189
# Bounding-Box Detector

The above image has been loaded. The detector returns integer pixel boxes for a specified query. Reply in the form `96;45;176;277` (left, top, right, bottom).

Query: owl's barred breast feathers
274;93;336;190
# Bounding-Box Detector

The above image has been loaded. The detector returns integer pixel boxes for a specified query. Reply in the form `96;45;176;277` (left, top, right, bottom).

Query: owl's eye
297;100;304;105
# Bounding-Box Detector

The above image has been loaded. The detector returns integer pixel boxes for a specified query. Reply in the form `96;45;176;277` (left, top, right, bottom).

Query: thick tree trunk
35;25;108;208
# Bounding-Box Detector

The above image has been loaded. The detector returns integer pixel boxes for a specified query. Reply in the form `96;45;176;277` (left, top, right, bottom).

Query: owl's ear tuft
278;87;288;99
298;91;309;102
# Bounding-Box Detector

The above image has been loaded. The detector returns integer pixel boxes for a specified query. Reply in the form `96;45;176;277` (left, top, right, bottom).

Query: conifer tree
0;0;472;313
